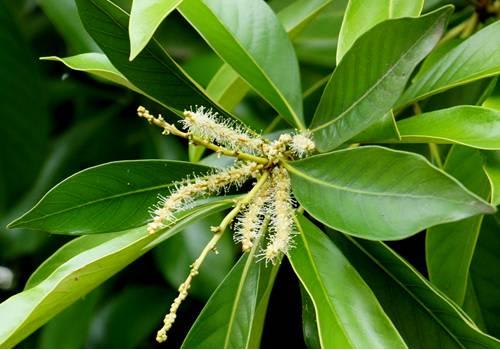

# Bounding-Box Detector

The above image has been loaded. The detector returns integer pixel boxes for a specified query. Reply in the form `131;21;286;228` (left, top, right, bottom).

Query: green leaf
0;1;49;210
88;286;173;348
75;0;234;119
310;6;452;152
181;240;279;348
41;54;139;92
9;160;212;234
395;106;500;150
483;151;500;206
351;110;401;143
178;0;304;128
129;0;183;60
329;232;500;348
38;0;100;53
0;200;231;348
39;289;100;348
153;213;235;300
426;146;490;306
286;146;495;240
397;20;500;108
337;0;423;62
204;0;331;115
288;215;406;348
299;285;321;349
276;0;333;38
465;214;500;338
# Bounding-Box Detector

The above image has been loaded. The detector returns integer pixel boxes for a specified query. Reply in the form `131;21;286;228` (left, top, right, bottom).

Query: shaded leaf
39;0;100;53
0;1;49;210
153;213;235;300
286;146;494;240
483;151;500;206
426;146;490;306
88;286;173;348
465;214;500;338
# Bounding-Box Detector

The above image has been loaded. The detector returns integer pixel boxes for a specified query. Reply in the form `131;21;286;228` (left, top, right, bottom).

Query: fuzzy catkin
148;161;262;234
182;106;265;155
263;167;296;263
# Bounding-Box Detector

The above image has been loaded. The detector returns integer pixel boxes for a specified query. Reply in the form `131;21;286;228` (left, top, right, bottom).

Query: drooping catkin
234;178;271;251
263;167;296;264
148;161;262;234
182;106;265;154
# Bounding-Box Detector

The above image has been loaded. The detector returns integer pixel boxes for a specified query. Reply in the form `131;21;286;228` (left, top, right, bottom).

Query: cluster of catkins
137;105;315;343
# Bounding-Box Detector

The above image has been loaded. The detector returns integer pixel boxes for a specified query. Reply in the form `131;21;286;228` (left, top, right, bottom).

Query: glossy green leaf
182;239;279;348
396;106;500;149
41;54;139;92
129;0;183;60
154;213;235;300
0;200;231;348
465;214;500;338
483;151;500;206
75;0;234;119
426;146;490;306
310;6;451;152
0;1;49;210
288;215;406;348
88;286;172;348
337;0;423;62
9;160;212;234
397;21;500;108
39;0;100;53
286;146;495;240
329;232;500;348
178;0;304;128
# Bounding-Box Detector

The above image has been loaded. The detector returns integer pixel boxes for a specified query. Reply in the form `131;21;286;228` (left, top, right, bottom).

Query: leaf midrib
311;11;446;132
291;218;354;348
286;162;475;206
15;182;177;226
179;0;304;129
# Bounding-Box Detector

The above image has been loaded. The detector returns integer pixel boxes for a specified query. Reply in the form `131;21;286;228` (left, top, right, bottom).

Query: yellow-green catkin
234;178;271;251
148;161;262;234
263;167;295;264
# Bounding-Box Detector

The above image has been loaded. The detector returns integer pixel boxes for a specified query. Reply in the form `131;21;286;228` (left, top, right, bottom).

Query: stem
429;143;443;168
264;115;282;134
140;109;270;165
460;12;479;38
